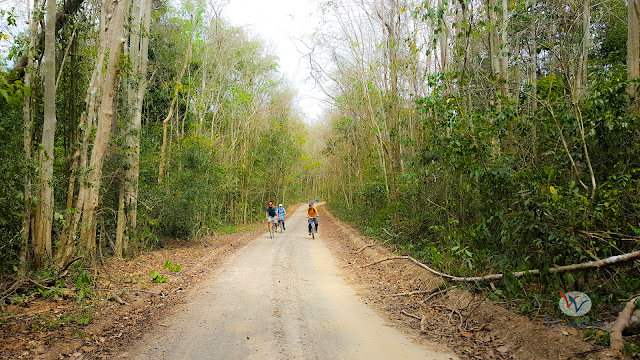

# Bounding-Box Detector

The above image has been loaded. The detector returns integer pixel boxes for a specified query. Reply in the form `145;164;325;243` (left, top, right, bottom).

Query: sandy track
131;205;457;360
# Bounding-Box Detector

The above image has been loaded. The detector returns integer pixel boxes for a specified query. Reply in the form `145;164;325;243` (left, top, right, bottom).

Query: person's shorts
268;215;277;223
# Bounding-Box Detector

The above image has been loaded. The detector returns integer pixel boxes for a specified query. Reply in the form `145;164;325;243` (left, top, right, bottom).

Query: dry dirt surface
1;203;615;359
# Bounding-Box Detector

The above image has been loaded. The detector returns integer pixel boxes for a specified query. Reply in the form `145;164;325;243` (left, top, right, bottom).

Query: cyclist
316;196;319;203
265;201;278;233
277;204;287;230
306;201;318;235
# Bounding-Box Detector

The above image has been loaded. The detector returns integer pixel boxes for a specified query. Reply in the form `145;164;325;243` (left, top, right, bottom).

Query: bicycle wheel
270;225;273;238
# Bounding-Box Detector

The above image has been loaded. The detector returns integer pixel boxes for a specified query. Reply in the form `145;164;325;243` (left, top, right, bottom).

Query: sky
0;0;330;122
223;0;327;123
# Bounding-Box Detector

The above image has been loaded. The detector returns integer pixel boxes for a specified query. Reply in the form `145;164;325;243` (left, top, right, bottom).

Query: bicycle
269;218;277;238
308;218;317;239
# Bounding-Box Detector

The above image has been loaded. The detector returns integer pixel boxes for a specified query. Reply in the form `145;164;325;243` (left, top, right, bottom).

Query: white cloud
223;0;327;123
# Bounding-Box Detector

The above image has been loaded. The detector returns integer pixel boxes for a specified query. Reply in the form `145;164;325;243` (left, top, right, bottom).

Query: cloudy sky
0;0;330;122
223;0;327;123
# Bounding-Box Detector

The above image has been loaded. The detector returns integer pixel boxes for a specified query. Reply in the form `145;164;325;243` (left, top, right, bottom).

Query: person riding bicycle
265;201;278;233
306;201;318;235
277;204;287;230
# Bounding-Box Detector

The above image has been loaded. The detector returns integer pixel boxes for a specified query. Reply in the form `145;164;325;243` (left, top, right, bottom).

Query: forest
1;0;640;353
0;0;316;272
307;0;640;333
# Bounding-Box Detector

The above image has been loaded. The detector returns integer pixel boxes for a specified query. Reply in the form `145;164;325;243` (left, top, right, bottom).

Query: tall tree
158;18;194;184
34;0;57;267
20;0;39;269
78;0;129;256
629;0;640;102
118;0;152;257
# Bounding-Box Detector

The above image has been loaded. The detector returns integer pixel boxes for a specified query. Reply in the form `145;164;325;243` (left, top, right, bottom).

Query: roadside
0;202;612;359
318;204;610;360
0;220;270;360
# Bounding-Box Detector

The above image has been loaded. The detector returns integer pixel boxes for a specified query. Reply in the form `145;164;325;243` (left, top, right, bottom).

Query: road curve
132;204;458;360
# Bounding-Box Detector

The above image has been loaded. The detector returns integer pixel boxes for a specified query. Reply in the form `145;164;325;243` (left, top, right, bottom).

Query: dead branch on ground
380;227;400;238
357;244;374;253
359;252;640;282
108;294;128;305
423;286;458;303
611;295;640;356
400;310;421;320
430;304;464;330
578;230;640;242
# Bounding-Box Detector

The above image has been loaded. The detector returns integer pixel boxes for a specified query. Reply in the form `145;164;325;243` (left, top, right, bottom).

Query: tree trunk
575;0;589;98
20;0;39;271
34;0;57;268
628;0;640;102
120;0;151;254
159;21;193;183
115;181;125;258
78;0;129;257
530;7;538;159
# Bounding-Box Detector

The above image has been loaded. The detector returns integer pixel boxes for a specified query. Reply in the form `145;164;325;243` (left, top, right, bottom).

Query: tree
33;0;57;268
78;0;129;257
629;0;640;101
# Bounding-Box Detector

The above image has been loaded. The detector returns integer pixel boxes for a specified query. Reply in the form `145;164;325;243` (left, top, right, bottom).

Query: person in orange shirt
306;201;318;235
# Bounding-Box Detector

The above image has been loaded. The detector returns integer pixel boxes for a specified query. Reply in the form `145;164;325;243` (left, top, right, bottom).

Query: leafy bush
149;270;168;283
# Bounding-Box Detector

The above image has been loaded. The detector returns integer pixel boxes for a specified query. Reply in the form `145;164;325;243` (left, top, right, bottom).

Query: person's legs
308;219;312;234
314;218;318;232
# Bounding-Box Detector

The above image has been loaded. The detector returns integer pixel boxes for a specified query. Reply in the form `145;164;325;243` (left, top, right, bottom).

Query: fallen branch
385;287;438;297
360;252;640;282
380;227;400;238
420;314;427;333
109;294;128;305
0;279;25;298
430;304;464;330
60;257;83;273
357;244;374;253
578;230;640;242
611;295;640;356
401;310;421;320
423;286;457;303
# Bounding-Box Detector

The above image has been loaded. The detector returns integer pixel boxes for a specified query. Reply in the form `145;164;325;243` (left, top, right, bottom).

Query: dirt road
130;204;457;360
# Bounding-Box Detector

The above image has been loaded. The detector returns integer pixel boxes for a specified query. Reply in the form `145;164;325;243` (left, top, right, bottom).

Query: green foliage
31;307;94;331
36;281;65;299
149;270;168;283
584;329;611;346
0;80;29;274
75;270;93;305
321;31;640;313
163;260;182;272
